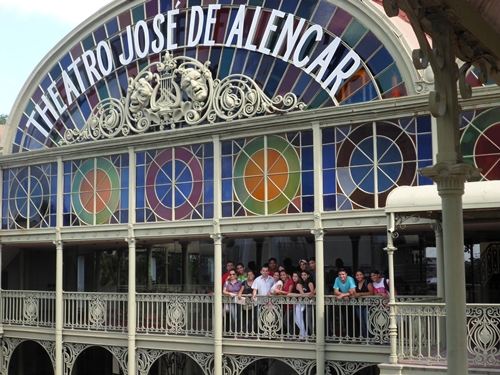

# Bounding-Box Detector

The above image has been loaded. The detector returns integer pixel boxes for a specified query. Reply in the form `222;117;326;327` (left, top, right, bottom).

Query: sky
0;0;114;116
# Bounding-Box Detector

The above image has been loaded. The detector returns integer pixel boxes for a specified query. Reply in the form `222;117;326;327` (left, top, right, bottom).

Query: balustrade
63;292;128;332
136;293;213;336
395;302;500;367
1;290;56;327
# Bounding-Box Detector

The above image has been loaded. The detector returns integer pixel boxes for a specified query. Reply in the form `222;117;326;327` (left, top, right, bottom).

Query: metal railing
63;292;128;332
395;302;500;367
136;293;213;336
1;290;56;327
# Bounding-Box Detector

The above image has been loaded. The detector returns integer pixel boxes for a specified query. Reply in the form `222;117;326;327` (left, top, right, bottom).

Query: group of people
221;259;396;341
222;258;317;339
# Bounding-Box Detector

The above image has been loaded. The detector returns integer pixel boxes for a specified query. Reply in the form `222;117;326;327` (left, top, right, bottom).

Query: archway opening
149;352;202;375
72;346;119;375
8;341;53;375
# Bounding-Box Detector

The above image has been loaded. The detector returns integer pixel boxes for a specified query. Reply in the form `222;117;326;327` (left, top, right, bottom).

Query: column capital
431;220;443;235
125;237;136;246
211;232;223;245
311;228;325;240
419;162;480;192
383;245;397;254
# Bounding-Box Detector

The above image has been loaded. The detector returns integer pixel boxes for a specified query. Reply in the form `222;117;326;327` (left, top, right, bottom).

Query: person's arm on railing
353;282;374;298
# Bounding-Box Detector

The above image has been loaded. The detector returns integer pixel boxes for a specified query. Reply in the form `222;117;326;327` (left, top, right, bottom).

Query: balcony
4;290;499;370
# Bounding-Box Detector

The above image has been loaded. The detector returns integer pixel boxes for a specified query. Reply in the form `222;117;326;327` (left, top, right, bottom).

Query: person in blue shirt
333;268;356;341
333;268;356;300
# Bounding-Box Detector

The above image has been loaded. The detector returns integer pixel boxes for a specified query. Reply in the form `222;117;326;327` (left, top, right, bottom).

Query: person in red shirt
222;261;235;285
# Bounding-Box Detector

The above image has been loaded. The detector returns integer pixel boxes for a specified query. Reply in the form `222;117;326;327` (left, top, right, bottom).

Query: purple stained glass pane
327;8;352;36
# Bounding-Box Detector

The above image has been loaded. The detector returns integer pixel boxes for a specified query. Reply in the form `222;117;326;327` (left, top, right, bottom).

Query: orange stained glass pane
80;170;112;212
335;68;370;102
244;149;289;201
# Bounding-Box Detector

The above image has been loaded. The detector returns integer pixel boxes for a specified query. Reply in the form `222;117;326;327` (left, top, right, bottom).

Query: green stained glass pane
132;5;145;23
375;64;403;93
341;19;367;48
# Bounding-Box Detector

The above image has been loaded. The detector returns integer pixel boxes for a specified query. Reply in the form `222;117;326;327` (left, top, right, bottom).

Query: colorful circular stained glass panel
233;136;300;215
71;158;120;225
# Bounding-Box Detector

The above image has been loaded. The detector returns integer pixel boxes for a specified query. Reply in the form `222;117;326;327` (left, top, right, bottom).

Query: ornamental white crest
62;51;306;145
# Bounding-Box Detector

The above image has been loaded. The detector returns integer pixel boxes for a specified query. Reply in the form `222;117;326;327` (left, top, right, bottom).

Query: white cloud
0;0;114;25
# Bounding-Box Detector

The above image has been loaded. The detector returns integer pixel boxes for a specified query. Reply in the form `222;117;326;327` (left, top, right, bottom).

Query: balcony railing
395;302;500;367
136;293;213;336
1;290;56;328
63;292;128;332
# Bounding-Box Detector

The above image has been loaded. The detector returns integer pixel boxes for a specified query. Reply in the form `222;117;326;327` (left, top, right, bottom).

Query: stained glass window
63;155;129;226
2;164;57;229
221;132;314;217
461;107;500;181
136;143;214;221
322;116;433;210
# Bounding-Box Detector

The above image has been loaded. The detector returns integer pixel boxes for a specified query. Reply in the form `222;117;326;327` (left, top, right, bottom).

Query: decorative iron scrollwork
62;52;305;145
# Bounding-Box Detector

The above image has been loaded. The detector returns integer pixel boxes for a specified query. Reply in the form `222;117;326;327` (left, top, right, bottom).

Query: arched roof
2;0;423;155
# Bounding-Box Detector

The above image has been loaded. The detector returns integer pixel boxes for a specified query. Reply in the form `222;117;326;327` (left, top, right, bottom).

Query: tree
0;114;7;125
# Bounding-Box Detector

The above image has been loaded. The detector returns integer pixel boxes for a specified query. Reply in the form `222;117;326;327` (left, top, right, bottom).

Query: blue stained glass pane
156;164;173;185
204;203;214;219
355;31;382;60
265;59;288;97
136;187;145;208
378;164;401;191
312;2;336;27
121;210;129;223
40;76;52;91
294;73;313;94
264;0;280;8
341;81;377;105
231;49;248;75
93;26;107;43
136;152;145;165
367;47;394;76
352;141;374;166
280;0;299;13
296;0;318;19
121;168;129;187
50;64;62;80
204;181;214;203
15;130;23;145
322;128;334;144
160;0;172;13
323;169;336;194
351;166;374;192
204;142;213;157
302;147;313;170
323;145;335;169
417;134;432;159
106;18;119;36
302;197;314;212
222;180;233;201
418;116;431;132
176;164;193;183
60;53;73;70
78;96;91;119
136;209;145;222
302;171;314;195
204;158;214;180
222;202;232;217
107;74;121;99
244;51;262;78
378;139;402;164
302;131;313;146
222;158;233;178
121;189;129;209
175;183;193;206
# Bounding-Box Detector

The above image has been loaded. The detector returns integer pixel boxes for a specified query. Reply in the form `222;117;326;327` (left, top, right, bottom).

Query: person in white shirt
252;265;275;299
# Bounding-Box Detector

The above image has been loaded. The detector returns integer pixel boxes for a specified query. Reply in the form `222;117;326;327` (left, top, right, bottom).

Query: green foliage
0;114;7;125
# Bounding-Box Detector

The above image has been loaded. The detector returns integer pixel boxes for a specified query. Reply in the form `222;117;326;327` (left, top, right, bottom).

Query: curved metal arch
224;354;315;375
136;349;213;375
327;361;377;375
63;343;128;375
1;338;26;375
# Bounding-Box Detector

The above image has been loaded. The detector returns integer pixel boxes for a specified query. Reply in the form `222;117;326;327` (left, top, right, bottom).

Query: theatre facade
1;0;500;374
